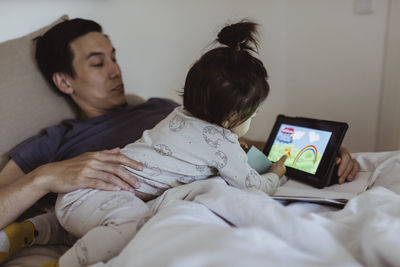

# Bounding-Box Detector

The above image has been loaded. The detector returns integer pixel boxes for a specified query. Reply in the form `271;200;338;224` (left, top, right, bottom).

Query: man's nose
109;60;121;78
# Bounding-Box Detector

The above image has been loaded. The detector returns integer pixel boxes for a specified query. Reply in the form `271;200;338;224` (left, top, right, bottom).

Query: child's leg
0;211;77;264
55;189;150;267
0;211;77;265
28;212;76;246
59;220;144;266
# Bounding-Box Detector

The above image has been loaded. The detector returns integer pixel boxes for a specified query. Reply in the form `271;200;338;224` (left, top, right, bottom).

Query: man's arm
0;148;143;229
238;137;360;184
0;160;46;228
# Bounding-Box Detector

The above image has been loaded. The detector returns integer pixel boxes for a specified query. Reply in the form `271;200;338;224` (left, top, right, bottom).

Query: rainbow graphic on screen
267;124;332;174
293;145;317;166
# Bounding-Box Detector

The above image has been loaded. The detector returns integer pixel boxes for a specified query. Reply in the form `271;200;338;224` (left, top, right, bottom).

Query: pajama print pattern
55;106;279;266
122;107;279;196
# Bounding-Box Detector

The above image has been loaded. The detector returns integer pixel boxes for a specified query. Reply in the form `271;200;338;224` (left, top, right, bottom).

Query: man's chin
117;95;127;105
109;94;127;109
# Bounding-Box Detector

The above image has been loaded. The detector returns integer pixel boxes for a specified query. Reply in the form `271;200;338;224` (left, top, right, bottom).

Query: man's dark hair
35;18;103;91
182;21;269;129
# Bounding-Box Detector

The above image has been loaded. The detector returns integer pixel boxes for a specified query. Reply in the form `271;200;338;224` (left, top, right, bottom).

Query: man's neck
80;103;127;119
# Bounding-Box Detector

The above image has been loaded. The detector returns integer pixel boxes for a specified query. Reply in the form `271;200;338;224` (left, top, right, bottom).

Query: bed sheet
92;185;399;267
93;151;400;267
3;151;400;267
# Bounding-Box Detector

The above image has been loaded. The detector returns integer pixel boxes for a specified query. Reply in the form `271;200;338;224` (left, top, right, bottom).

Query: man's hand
336;146;360;184
33;148;142;194
268;155;287;178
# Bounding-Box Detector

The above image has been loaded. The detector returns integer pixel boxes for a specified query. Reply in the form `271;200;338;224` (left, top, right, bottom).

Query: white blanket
92;151;400;267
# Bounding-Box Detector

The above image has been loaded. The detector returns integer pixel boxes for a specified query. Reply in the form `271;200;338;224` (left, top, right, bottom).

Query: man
0;18;359;264
0;19;181;231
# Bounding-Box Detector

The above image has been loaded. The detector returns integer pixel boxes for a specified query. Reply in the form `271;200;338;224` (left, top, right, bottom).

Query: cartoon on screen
267;124;332;174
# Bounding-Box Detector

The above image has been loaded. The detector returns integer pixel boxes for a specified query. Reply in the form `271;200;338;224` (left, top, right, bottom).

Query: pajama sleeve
213;140;279;196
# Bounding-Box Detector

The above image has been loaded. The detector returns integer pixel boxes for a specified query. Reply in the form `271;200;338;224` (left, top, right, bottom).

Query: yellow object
0;221;35;264
40;260;59;267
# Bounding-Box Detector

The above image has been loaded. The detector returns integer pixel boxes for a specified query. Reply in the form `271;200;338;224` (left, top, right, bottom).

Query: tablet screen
267;124;332;174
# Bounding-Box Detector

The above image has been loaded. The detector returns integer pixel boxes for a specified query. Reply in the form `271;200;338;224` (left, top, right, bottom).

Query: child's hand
268;155;287;178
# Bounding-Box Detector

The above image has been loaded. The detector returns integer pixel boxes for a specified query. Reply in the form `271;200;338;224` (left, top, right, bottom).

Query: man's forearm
0;174;47;229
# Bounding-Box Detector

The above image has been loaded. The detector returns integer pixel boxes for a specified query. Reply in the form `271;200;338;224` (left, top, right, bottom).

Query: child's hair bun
217;20;259;52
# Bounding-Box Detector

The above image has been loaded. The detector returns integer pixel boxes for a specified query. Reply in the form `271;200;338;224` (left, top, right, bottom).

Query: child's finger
277;155;288;164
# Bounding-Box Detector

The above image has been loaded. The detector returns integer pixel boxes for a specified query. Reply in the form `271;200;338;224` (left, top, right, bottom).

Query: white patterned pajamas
55;189;149;266
55;106;279;266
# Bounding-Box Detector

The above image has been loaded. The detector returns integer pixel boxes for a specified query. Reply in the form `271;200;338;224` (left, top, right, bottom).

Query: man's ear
52;73;74;95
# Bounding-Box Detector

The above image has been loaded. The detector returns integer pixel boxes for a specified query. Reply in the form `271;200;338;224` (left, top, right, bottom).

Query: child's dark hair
182;20;269;129
35;18;103;92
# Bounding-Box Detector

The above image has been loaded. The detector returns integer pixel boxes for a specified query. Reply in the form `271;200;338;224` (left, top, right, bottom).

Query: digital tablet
263;115;348;188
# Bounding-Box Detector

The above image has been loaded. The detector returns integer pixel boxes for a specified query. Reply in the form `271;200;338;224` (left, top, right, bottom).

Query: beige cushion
0;15;74;169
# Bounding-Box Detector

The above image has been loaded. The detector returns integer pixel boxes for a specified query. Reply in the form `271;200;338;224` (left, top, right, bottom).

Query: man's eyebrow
86;48;116;60
86;52;104;59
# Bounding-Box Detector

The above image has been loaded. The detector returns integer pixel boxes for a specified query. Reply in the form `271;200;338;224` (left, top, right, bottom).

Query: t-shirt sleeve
216;140;279;196
9;126;66;174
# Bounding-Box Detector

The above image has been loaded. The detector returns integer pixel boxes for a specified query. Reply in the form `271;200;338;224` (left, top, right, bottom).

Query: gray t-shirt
10;98;178;174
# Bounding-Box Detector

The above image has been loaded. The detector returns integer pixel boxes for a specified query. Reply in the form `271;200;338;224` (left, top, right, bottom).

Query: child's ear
52;73;74;95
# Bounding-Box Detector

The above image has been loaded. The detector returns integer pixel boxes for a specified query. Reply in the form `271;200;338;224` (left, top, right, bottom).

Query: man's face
67;31;126;117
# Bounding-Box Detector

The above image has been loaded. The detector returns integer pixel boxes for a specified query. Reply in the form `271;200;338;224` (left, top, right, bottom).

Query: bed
1;16;399;267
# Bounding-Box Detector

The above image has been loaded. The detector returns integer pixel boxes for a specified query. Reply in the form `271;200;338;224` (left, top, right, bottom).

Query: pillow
0;15;75;170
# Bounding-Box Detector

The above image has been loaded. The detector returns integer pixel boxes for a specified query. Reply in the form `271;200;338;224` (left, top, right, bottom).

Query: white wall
377;0;400;151
282;0;388;152
0;0;392;152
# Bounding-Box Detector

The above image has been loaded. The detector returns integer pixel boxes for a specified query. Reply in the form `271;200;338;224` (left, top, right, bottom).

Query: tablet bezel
263;115;348;188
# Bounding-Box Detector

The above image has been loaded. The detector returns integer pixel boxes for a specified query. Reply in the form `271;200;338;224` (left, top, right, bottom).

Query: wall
377;0;400;151
282;0;388;152
0;0;391;152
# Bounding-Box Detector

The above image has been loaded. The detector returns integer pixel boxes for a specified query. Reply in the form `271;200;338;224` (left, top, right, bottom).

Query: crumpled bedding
92;151;400;267
4;151;400;267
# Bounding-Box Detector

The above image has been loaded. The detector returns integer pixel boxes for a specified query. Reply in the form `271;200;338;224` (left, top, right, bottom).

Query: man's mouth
111;83;124;92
